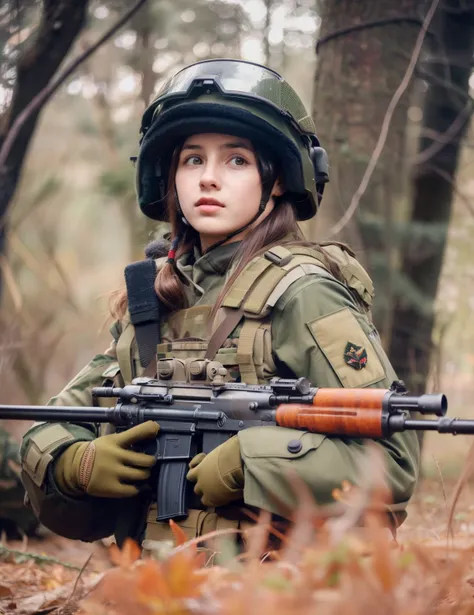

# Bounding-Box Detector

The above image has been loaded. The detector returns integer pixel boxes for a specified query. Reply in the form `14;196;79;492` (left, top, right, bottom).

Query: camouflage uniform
19;241;420;545
0;426;39;537
19;58;420;546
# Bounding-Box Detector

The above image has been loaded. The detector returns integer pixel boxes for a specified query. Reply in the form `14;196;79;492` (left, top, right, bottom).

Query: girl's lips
196;204;224;214
195;198;225;208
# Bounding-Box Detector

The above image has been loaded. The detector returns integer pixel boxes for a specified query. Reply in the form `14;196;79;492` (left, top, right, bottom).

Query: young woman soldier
20;59;419;548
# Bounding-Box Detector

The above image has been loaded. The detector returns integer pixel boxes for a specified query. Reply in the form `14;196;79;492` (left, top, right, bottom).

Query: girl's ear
272;178;284;198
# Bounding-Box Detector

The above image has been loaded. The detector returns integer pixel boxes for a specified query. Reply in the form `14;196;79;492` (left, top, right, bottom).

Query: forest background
1;0;474;483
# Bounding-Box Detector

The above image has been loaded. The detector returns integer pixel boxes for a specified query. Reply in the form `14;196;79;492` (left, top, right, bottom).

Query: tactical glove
186;435;244;507
54;421;159;498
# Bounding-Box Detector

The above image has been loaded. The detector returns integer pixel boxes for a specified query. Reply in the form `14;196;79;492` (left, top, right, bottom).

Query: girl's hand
186;436;244;507
54;421;159;498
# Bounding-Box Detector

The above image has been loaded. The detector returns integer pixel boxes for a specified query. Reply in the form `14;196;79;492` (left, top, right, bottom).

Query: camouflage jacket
20;241;420;544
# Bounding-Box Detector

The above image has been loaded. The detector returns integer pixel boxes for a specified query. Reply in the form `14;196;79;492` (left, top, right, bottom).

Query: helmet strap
174;187;191;227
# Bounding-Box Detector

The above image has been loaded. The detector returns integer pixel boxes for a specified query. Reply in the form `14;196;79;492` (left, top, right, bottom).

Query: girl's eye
183;155;202;166
230;155;247;166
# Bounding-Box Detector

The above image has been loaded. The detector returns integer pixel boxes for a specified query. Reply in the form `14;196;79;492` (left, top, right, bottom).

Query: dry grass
2;469;474;614
79;451;474;615
78;511;474;615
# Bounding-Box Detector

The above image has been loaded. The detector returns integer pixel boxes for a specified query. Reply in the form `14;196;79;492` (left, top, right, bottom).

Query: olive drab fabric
0;426;39;536
20;241;420;546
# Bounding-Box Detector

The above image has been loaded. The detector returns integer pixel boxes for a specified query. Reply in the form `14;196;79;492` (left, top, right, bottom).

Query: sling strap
204;306;245;360
124;259;161;368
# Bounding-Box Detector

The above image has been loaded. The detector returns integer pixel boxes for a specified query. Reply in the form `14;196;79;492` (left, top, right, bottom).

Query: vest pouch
157;340;208;361
214;346;240;382
142;505;244;556
144;504;200;544
252;322;277;383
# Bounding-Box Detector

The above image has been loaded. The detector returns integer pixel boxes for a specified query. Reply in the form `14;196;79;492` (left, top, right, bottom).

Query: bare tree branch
411;101;473;165
0;0;149;171
428;163;474;217
388;0;474;397
315;16;429;53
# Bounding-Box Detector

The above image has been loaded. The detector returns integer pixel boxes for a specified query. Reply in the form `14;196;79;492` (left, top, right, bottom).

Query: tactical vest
110;242;374;387
102;242;377;549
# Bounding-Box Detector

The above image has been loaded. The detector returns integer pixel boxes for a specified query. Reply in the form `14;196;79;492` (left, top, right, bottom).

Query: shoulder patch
307;308;385;388
344;342;368;370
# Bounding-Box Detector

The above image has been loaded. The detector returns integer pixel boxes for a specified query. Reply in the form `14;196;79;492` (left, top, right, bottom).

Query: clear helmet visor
145;59;315;136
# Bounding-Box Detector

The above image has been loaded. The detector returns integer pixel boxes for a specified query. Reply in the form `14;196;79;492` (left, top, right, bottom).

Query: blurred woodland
1;0;474;478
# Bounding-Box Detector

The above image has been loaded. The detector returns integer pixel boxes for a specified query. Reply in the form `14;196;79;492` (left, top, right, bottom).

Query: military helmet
136;59;329;222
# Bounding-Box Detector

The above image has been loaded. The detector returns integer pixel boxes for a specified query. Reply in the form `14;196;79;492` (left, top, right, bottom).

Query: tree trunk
262;0;273;67
389;0;474;394
0;0;89;284
309;0;424;344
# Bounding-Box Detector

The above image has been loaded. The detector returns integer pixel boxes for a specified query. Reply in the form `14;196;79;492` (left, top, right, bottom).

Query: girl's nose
199;161;221;190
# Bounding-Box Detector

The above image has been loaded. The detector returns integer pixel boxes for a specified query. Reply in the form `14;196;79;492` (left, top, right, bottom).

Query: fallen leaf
0;585;13;598
109;538;141;568
169;519;188;547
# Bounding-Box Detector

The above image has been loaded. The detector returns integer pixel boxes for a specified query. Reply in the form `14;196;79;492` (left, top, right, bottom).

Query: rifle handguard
275;388;386;438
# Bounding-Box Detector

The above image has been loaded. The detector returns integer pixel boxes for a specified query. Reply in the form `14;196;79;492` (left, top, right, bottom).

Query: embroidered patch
344;342;368;370
307;308;386;387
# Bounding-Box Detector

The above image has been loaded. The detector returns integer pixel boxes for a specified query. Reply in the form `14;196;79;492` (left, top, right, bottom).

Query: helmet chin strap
202;194;270;255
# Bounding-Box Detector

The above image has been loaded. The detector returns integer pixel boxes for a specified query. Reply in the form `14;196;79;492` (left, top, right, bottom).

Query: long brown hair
110;144;342;322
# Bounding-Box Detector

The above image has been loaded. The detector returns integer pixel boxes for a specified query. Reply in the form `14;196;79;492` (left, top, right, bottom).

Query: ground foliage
2;476;474;614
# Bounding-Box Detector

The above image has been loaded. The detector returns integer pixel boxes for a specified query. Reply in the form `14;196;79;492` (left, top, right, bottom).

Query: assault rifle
0;363;469;521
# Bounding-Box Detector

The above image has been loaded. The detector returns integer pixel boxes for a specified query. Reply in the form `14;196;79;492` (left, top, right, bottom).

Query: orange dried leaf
164;549;206;598
137;560;172;600
169;519;189;546
0;584;13;598
366;514;397;592
109;538;141;568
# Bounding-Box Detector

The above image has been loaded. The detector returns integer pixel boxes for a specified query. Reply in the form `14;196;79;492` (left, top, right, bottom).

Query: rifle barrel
0;405;223;425
403;417;474;434
0;405;111;422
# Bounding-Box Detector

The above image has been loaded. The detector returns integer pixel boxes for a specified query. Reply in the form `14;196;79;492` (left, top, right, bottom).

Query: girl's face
175;133;281;252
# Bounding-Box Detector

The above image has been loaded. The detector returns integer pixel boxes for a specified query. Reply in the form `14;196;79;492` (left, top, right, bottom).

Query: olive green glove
186;435;244;507
54;421;159;498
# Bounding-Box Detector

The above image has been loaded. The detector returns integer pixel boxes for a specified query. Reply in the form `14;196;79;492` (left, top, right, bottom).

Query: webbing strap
116;323;135;384
205;307;244;360
223;257;274;308
222;246;331;315
243;267;287;314
124;260;161;368
236;319;261;384
243;255;328;316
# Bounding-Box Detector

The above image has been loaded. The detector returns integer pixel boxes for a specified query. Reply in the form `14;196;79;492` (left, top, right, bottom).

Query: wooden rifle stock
275;388;387;438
